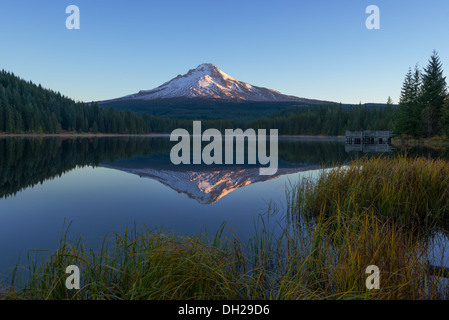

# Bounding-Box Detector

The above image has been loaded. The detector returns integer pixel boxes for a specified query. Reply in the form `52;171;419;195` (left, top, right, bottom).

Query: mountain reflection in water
2;136;446;201
0;136;350;199
101;165;322;205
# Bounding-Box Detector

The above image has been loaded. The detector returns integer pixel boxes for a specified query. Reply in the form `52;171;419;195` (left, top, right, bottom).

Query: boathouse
345;130;392;152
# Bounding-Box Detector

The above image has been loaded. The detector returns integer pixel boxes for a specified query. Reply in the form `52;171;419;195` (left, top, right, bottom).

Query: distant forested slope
0;70;162;134
98;98;315;121
250;103;396;136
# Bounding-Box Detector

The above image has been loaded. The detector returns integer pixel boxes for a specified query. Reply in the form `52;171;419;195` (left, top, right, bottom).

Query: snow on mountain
108;63;313;102
101;165;322;204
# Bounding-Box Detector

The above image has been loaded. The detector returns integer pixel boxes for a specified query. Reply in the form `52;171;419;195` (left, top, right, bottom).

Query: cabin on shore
345;130;392;152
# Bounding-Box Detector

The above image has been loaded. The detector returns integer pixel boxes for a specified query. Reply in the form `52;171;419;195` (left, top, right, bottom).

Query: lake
0;136;447;280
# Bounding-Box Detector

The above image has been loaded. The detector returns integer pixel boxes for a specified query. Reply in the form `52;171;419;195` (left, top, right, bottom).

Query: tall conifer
419;50;447;137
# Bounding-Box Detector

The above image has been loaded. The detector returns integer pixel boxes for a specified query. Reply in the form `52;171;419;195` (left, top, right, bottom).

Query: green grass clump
294;154;449;226
2;212;448;300
2;225;248;300
300;212;442;299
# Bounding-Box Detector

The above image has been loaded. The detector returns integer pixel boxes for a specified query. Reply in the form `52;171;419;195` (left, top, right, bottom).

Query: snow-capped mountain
105;63;318;103
101;165;322;204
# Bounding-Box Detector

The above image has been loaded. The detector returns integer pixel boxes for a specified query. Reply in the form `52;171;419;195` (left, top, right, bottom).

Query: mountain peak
196;63;217;69
107;63;314;102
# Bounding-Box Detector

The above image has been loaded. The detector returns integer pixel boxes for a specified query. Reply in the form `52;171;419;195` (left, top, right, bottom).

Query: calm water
0;136;447;278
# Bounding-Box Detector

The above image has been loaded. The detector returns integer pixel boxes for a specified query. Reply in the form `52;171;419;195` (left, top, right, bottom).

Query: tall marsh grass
293;154;449;227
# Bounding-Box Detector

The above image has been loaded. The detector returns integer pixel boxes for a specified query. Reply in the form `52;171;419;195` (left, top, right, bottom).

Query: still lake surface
0;136;447;278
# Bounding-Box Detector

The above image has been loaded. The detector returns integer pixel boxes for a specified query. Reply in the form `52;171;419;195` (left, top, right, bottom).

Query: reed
2;215;447;299
294;154;449;227
286;154;449;299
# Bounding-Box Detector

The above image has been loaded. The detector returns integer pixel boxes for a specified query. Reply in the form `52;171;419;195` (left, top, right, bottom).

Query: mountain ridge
100;63;331;104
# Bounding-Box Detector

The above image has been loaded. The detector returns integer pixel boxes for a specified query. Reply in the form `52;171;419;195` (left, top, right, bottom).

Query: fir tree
395;67;421;137
418;50;447;137
440;95;449;137
386;96;393;107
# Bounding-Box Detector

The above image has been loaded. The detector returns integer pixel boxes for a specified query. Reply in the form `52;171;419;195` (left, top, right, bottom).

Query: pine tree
440;95;449;137
418;50;447;137
395;68;420;136
92;121;99;133
0;100;3;132
5;106;14;133
386;96;393;107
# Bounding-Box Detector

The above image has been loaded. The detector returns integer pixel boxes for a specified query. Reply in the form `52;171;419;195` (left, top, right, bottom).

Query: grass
293;154;449;227
2;154;449;300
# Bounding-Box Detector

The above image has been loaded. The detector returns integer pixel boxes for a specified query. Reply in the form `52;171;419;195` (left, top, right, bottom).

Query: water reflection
2;137;449;202
345;143;393;153
102;165;322;205
0;137;349;200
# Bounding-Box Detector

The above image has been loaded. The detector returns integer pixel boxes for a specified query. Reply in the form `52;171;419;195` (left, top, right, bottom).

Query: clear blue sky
0;0;448;104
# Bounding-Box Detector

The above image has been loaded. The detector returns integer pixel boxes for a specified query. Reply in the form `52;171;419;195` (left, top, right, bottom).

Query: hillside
98;98;317;121
0;70;155;134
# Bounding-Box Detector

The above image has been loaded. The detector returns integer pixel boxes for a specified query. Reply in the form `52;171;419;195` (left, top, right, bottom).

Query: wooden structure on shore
345;130;392;153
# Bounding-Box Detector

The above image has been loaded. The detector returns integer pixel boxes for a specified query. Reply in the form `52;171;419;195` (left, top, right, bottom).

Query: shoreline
4;133;449;147
392;136;449;147
0;133;346;139
0;133;172;138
